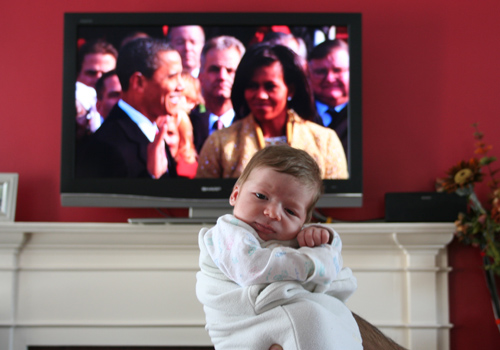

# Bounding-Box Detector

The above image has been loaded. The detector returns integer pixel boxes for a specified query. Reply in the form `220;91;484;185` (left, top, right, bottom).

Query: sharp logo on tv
201;186;223;192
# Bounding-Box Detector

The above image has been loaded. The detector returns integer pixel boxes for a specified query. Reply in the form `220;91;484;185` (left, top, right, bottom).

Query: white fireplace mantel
0;221;455;350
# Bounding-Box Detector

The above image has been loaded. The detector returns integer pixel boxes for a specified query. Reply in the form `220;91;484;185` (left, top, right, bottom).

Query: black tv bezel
60;12;362;209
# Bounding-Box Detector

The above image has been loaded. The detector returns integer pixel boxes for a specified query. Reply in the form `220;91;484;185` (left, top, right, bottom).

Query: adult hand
147;117;168;179
269;345;283;350
353;312;408;350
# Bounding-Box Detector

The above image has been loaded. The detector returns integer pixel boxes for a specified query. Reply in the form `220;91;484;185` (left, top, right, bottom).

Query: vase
483;254;500;331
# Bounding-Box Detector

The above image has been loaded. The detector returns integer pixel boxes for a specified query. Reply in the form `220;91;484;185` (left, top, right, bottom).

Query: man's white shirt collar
118;99;157;142
208;108;235;134
190;67;200;78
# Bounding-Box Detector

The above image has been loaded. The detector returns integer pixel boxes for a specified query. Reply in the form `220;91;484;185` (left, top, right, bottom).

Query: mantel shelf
0;221;455;350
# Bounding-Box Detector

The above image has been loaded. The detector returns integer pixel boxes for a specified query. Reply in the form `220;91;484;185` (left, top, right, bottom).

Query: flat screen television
60;12;362;220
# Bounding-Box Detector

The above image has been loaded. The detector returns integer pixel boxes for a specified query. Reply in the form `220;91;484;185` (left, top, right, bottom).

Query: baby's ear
229;185;240;206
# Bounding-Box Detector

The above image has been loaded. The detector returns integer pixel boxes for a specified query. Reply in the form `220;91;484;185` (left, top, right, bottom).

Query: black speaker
385;192;468;222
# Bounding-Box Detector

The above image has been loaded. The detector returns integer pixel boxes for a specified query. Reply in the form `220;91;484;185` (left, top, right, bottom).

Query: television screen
61;12;362;218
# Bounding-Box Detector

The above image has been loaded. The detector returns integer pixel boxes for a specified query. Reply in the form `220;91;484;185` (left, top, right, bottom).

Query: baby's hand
297;227;330;247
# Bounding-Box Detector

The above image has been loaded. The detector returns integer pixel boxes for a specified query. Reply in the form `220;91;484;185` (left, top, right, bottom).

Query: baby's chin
255;230;290;242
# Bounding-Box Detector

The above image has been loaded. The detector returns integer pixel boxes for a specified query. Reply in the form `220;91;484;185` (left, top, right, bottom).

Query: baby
196;145;362;350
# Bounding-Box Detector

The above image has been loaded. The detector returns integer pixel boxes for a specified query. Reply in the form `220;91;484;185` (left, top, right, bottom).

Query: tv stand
128;207;231;224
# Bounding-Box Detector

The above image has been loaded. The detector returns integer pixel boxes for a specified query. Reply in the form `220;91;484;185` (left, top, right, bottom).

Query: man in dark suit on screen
308;39;350;159
78;38;184;179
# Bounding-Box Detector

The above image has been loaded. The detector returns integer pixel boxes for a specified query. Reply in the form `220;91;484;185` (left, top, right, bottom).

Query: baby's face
230;167;313;241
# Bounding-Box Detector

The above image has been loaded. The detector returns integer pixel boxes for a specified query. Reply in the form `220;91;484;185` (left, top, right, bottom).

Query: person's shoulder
289;111;322;127
100;104;131;127
203;214;255;238
218;213;249;226
93;106;143;144
94;106;126;134
303;118;338;137
226;116;248;128
232;115;257;133
210;118;247;139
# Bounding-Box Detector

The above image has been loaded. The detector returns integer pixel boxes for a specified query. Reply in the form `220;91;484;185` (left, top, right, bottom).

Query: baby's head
230;146;323;241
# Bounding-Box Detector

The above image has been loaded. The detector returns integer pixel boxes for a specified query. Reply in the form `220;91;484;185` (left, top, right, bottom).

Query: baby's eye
255;193;267;200
285;208;296;216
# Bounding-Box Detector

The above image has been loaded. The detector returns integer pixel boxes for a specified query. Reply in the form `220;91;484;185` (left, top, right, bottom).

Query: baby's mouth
253;222;275;235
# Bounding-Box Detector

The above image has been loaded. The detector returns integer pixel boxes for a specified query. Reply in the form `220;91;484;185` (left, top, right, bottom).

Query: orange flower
475;141;493;155
436;158;483;193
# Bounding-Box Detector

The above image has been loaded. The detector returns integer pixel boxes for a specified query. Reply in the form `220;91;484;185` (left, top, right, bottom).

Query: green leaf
474;131;484;140
480;156;497;166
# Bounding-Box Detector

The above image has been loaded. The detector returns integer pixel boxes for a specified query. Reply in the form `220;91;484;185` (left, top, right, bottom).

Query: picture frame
0;173;19;222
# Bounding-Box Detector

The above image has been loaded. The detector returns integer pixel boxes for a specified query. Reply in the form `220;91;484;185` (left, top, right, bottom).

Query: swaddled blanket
196;214;363;350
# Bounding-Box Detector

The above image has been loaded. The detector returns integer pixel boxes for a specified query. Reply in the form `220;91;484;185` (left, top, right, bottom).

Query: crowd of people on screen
74;25;350;180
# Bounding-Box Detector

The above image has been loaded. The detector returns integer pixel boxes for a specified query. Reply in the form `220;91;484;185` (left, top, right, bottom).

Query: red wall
1;0;500;348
